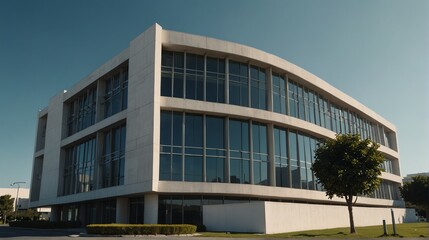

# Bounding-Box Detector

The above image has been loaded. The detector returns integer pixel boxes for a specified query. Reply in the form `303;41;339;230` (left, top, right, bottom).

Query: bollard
391;209;397;235
383;220;388;235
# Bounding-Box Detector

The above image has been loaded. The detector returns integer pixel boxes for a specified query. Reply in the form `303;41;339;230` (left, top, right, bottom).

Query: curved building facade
30;24;410;232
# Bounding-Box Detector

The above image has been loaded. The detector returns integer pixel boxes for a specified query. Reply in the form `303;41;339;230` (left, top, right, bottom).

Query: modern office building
403;172;429;183
30;24;412;233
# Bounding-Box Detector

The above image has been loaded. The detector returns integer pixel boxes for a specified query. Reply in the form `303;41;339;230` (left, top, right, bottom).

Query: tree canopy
400;175;429;219
0;194;15;223
312;134;384;233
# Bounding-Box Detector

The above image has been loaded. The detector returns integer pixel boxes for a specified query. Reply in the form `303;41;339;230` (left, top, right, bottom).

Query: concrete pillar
50;205;60;222
116;197;129;223
144;193;158;224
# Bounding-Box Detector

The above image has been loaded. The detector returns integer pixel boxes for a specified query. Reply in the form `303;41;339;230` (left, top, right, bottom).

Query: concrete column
144;193;158;224
50;205;60;222
116;197;129;223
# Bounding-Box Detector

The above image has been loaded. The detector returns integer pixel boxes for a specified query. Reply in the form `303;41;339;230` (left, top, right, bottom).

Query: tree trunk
346;196;356;234
426;207;429;222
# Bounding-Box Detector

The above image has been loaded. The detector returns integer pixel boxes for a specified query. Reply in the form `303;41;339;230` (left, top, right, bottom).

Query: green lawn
200;222;429;238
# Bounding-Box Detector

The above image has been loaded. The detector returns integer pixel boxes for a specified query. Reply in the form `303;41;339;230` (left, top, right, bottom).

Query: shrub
9;220;81;229
86;224;197;235
197;224;206;232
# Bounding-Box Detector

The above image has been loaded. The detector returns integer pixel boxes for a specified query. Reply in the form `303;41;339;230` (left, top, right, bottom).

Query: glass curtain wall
205;116;226;182
67;87;97;136
101;124;126;188
272;72;287;114
158;110;396;197
184;114;203;182
206;57;225;103
250;66;267;110
252;122;269;185
104;67;128;119
229;61;249;107
161;51;184;98
63;138;96;195
274;127;289;187
160;112;183;181
229;119;250;184
129;197;144;224
161;50;396;151
185;54;204;100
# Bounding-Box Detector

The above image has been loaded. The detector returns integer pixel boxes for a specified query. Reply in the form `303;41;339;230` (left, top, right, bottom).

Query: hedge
86;224;197;235
9;220;81;229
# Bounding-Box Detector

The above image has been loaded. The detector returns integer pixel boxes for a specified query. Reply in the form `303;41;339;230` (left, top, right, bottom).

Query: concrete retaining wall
203;201;416;234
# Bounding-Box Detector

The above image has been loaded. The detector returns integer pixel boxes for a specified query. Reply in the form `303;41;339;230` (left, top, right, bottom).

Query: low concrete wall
203;202;266;233
203;201;416;234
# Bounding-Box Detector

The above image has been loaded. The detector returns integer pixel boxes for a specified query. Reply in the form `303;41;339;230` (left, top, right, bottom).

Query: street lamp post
10;181;26;221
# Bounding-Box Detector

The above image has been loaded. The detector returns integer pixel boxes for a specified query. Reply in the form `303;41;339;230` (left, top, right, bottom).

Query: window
206;57;225;103
252;122;268;185
63;138;96;195
186;54;204;100
288;80;298;118
313;93;321;126
382;158;394;174
101;124;126;188
308;91;315;124
272;72;287;114
229;119;250;184
161;51;184;98
297;85;305;120
274;127;289;187
229;61;249;107
160;111;183;181
67;87;97;136
129;198;144;224
104;67;128;118
289;131;300;189
185;114;203;182
206;116;225;182
250;66;267;110
303;88;310;121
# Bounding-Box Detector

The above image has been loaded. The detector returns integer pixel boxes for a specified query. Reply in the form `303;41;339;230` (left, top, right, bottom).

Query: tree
311;134;384;233
15;209;41;221
0;195;15;223
400;176;429;221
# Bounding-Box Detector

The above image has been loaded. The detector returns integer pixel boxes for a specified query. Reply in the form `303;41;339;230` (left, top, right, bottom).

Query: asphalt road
0;225;426;240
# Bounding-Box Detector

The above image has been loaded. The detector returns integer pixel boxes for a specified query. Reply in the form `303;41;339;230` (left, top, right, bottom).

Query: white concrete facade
29;23;406;231
204;201;416;234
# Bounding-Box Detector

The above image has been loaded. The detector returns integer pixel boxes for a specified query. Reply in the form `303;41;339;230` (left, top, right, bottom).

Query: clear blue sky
0;0;428;188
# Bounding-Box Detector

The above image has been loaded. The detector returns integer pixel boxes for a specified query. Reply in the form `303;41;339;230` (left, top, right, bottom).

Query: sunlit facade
30;24;405;230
